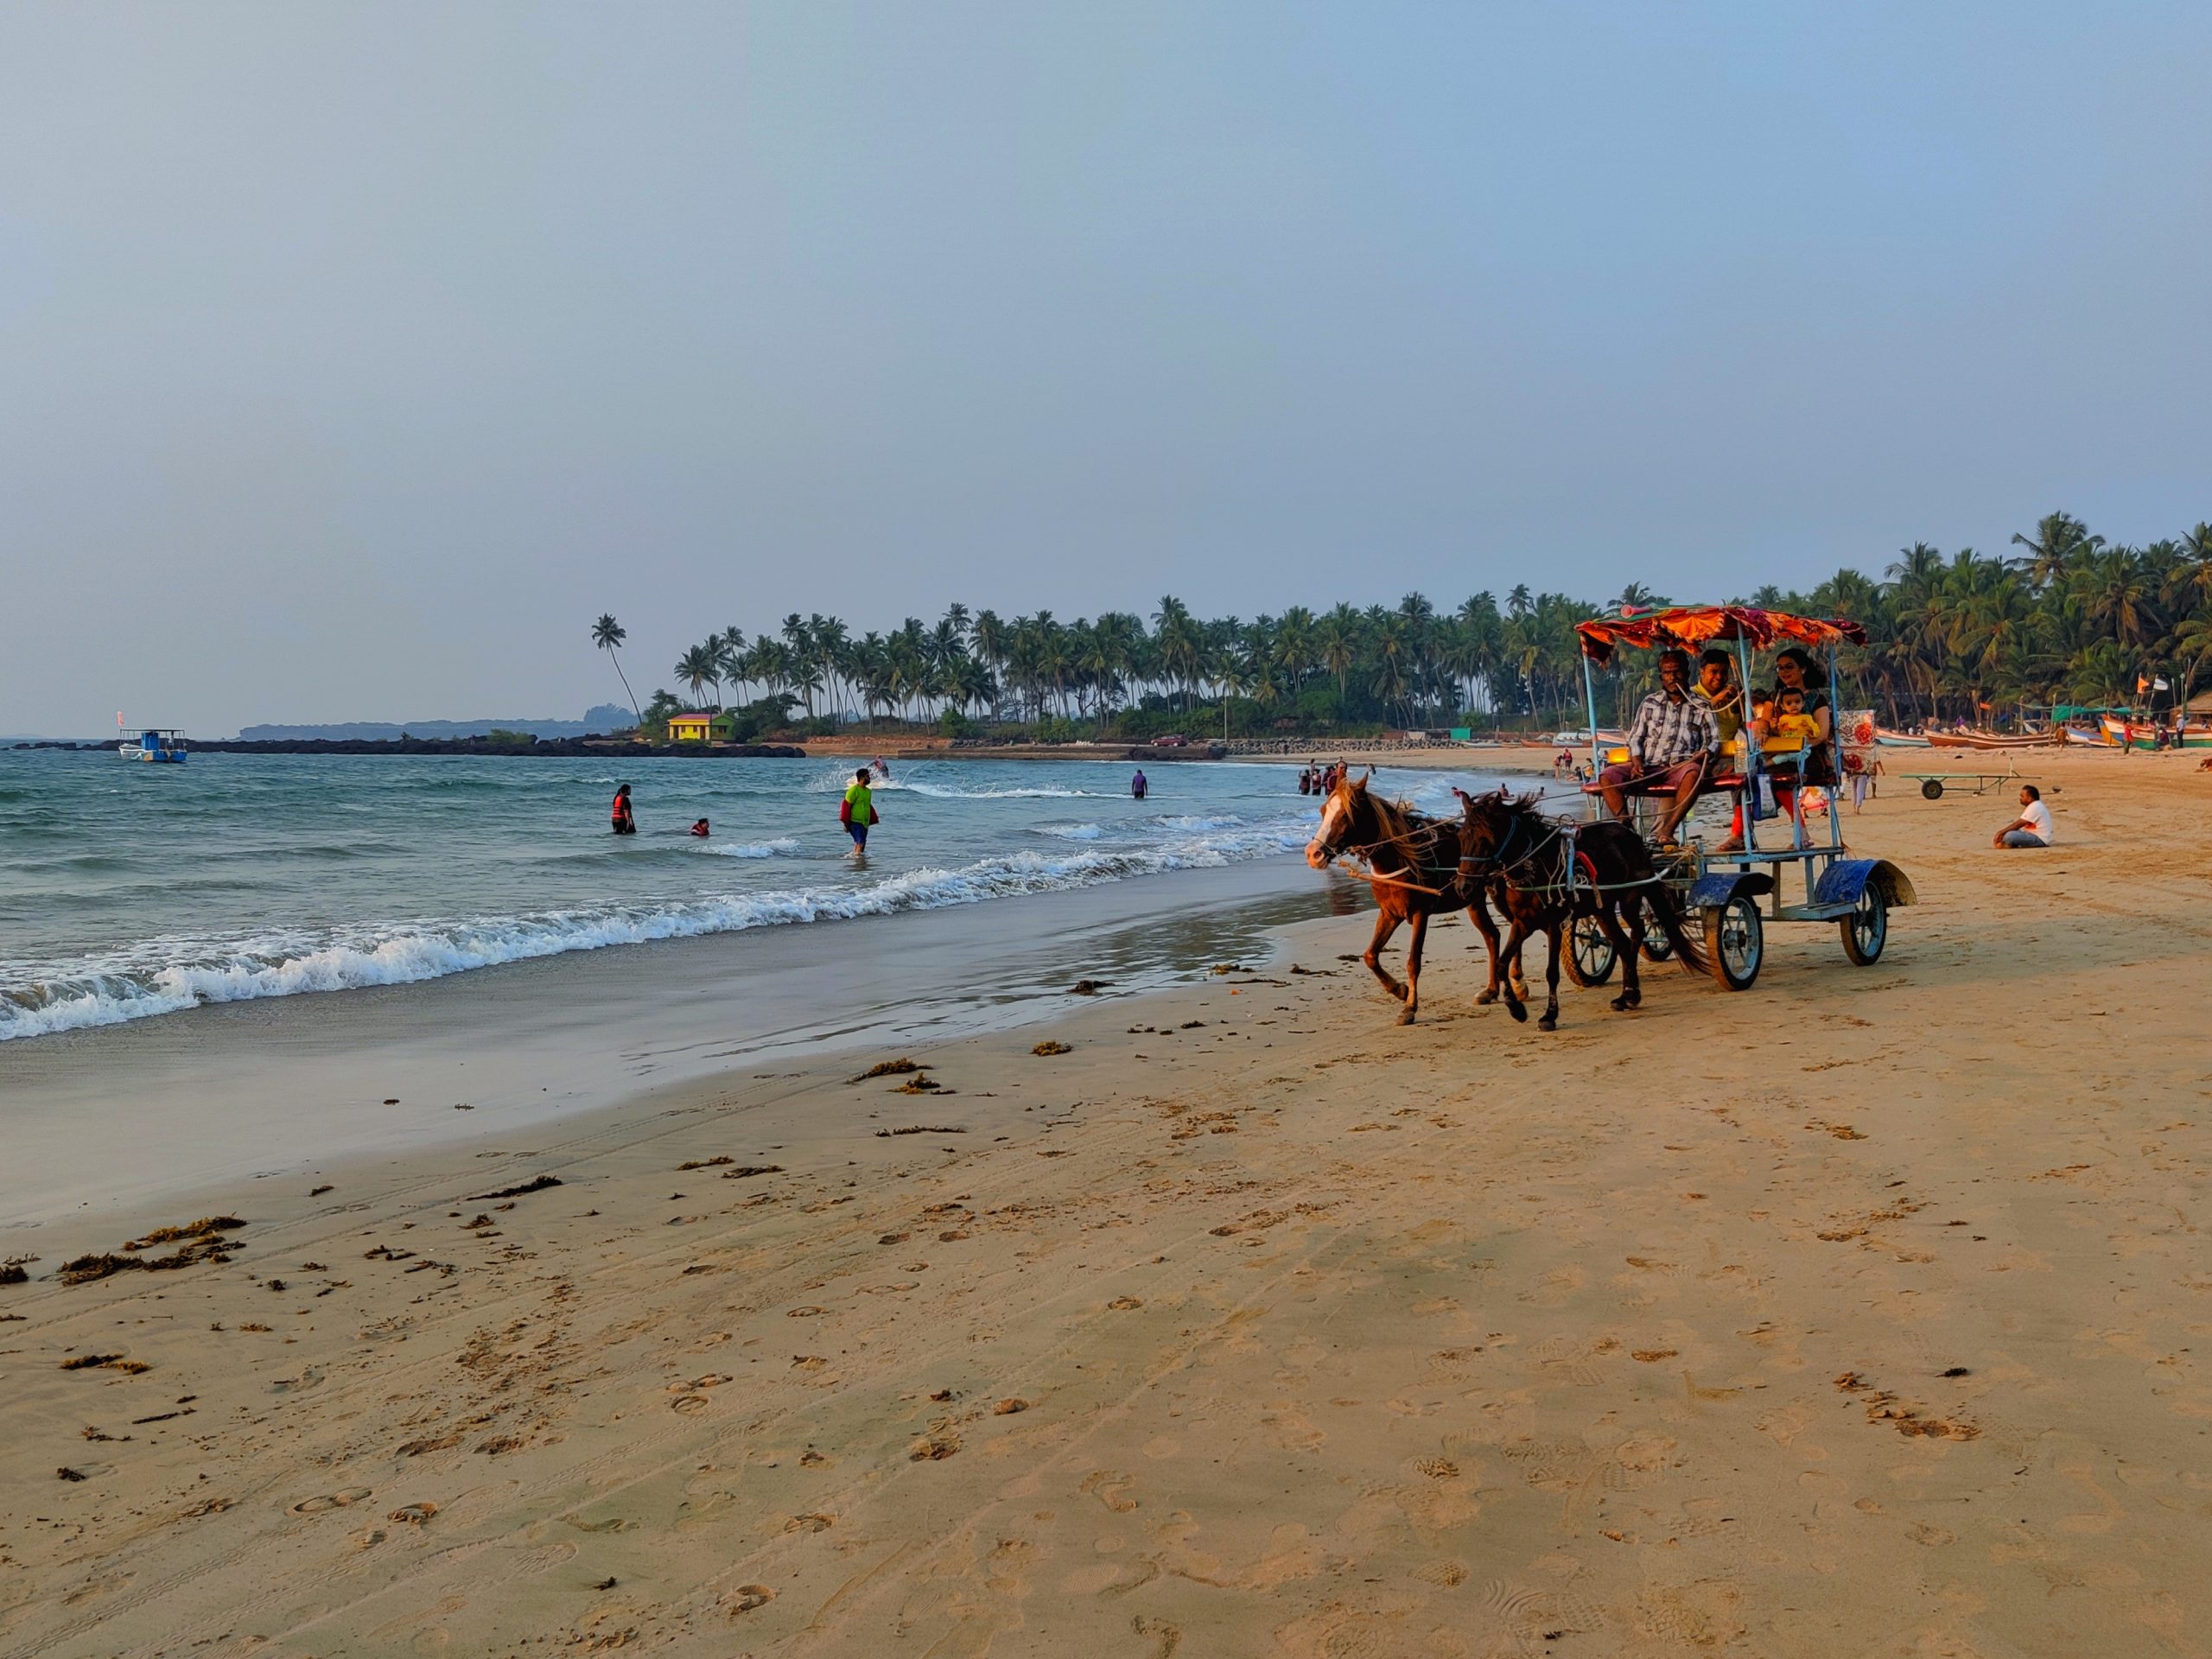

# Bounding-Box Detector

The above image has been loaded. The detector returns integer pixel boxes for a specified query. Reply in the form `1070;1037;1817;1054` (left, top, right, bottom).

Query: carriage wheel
1637;904;1675;962
1839;882;1887;966
1919;778;1944;800
1565;913;1617;987
1703;896;1763;991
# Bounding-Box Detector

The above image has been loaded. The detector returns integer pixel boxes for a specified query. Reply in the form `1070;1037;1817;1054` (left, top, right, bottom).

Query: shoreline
0;858;1351;1239
3;750;2209;1652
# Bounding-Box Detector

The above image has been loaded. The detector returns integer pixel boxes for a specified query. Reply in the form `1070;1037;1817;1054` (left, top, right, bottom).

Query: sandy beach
4;748;2210;1656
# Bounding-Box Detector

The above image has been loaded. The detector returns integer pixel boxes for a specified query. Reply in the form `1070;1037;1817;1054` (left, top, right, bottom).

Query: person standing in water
610;783;636;835
1131;769;1147;800
841;766;879;857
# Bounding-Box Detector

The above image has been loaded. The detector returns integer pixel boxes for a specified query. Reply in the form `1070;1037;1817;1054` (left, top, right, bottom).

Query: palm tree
715;627;747;704
1317;604;1360;714
591;613;641;728
674;645;719;709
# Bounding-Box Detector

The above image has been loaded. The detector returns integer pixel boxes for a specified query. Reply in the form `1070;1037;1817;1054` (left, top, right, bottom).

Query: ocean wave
0;817;1315;1042
874;779;1118;800
707;836;801;859
1032;822;1103;841
1154;812;1252;831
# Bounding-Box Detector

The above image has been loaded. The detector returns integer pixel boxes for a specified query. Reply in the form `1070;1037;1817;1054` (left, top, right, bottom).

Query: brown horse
1304;773;1522;1024
1457;790;1706;1029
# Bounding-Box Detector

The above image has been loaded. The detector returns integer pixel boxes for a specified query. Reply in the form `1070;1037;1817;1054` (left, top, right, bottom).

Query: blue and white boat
118;728;188;764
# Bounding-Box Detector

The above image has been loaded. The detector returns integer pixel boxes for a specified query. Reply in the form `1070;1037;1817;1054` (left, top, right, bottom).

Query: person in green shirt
840;768;879;857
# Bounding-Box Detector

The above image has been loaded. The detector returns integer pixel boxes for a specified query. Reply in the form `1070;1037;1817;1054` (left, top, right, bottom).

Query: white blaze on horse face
1306;791;1346;868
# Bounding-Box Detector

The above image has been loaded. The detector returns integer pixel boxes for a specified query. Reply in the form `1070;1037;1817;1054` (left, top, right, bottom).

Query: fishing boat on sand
1922;729;2063;751
2094;715;2212;750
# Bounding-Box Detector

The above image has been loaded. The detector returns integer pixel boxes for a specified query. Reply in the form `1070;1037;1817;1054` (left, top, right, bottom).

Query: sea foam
0;815;1313;1042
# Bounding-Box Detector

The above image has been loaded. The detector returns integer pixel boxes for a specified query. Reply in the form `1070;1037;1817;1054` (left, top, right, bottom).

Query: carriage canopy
1574;605;1866;665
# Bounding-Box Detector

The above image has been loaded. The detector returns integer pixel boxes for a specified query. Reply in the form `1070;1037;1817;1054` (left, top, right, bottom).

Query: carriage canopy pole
1581;653;1602;789
1736;632;1759;857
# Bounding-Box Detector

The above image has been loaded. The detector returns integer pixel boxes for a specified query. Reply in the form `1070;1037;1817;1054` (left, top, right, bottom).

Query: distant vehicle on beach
1154;734;1189;747
118;728;188;764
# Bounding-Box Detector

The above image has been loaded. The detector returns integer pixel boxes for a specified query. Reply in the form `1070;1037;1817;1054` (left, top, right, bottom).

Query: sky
2;3;2209;736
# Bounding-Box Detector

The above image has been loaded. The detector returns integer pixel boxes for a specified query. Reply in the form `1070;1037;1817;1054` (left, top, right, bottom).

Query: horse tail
1643;880;1708;976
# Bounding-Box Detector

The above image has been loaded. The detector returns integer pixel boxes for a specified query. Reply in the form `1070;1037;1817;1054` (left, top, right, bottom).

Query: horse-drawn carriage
1566;604;1915;993
1304;604;1915;1028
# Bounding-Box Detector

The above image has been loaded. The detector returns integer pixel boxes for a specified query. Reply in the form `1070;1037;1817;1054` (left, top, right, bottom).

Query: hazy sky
3;3;2209;734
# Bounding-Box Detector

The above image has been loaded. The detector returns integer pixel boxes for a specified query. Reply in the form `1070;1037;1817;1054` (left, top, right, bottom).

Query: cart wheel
1703;896;1764;991
1637;905;1675;962
1840;882;1887;966
1565;912;1617;987
1920;778;1944;800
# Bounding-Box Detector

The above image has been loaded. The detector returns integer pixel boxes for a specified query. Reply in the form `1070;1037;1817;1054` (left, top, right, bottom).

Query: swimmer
610;783;636;835
690;818;709;837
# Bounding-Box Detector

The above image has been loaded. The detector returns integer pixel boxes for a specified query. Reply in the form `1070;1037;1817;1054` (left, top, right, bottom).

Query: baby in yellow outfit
1770;686;1820;746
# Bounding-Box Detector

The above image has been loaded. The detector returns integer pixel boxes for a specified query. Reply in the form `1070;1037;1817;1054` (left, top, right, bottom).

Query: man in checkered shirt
1598;647;1718;847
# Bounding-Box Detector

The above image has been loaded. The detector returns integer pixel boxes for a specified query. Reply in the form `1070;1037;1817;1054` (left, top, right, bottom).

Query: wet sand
3;749;2209;1656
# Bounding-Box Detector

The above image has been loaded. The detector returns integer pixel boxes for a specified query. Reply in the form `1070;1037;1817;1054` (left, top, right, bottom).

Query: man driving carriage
1598;647;1719;849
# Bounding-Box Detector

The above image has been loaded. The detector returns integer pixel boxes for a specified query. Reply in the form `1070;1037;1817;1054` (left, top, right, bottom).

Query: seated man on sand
1599;647;1719;848
1993;785;2053;849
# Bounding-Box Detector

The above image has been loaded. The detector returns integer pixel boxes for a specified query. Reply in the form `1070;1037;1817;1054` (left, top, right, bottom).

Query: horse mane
1363;790;1420;842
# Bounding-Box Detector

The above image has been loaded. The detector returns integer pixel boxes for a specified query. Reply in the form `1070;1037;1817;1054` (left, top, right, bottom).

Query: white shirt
2018;799;2053;843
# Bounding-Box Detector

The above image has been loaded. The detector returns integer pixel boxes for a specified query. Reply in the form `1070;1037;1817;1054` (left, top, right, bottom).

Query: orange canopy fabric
1575;606;1867;664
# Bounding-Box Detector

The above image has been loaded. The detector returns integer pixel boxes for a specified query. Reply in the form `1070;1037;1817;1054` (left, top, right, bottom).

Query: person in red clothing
610;784;636;835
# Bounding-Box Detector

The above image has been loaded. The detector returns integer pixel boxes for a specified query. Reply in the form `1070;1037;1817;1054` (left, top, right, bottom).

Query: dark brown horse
1304;773;1522;1024
1457;790;1706;1029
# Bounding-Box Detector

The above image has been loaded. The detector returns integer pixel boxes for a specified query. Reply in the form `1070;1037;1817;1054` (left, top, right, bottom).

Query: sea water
0;750;1516;1043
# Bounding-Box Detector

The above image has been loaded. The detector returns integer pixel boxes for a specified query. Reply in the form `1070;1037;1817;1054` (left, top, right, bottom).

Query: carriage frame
1565;605;1915;993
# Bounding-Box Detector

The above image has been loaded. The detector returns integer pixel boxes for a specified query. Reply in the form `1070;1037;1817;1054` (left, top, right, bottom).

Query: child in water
690;818;709;837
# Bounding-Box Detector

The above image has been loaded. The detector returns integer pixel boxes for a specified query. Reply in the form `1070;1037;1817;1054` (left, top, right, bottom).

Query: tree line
591;512;2212;738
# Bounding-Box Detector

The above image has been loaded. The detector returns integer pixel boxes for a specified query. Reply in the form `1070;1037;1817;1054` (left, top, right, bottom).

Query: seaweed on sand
464;1175;563;1201
848;1058;920;1083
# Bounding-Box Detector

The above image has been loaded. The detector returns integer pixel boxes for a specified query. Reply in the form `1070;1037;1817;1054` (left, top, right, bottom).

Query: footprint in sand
290;1486;373;1515
1080;1470;1139;1513
723;1586;775;1615
1259;1402;1325;1452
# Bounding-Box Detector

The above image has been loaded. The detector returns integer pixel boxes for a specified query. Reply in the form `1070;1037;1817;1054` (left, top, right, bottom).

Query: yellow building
665;713;715;742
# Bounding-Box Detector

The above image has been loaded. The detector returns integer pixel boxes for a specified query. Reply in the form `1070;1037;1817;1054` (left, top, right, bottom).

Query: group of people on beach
609;759;893;860
1297;762;1350;797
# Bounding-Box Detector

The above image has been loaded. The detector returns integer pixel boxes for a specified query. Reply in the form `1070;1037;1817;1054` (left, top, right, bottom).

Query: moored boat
118;728;189;764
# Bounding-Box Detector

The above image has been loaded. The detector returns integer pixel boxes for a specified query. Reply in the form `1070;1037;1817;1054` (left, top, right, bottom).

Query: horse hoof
1396;1009;1416;1027
1506;1001;1528;1024
1474;988;1497;1006
1539;1014;1558;1032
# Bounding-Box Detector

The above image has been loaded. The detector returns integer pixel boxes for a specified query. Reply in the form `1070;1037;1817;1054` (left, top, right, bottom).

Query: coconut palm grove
594;512;2212;741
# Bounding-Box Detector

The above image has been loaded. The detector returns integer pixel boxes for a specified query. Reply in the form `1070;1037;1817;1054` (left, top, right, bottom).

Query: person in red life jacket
610;783;636;835
840;767;880;857
689;818;709;837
